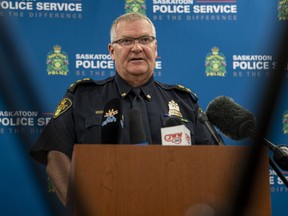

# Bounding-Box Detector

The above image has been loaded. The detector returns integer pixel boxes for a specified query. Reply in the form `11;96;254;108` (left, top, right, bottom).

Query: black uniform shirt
30;73;214;164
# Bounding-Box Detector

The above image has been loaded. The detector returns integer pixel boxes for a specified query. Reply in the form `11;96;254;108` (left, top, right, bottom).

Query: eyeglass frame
111;36;156;46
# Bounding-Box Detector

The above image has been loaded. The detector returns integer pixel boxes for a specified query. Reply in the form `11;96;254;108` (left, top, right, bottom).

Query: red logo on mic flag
185;133;191;144
164;132;182;144
161;125;191;146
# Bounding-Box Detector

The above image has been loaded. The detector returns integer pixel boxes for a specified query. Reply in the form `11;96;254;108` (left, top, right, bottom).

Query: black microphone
206;95;288;171
101;98;123;144
206;96;256;140
164;116;183;127
198;108;225;145
129;108;148;145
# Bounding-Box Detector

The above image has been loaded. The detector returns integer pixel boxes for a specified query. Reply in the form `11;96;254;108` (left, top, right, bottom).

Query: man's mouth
129;58;144;62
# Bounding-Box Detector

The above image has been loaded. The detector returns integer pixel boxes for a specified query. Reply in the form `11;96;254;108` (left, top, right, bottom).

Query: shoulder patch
67;77;114;93
156;81;198;101
53;98;72;119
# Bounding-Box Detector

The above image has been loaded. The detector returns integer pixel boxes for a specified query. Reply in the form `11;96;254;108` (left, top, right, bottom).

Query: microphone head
101;98;122;144
206;96;256;140
129;108;147;144
164;116;183;127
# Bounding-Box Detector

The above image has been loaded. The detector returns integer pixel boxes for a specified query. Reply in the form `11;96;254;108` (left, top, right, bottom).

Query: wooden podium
68;145;271;216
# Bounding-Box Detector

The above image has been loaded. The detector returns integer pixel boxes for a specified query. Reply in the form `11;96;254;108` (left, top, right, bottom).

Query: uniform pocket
85;114;102;128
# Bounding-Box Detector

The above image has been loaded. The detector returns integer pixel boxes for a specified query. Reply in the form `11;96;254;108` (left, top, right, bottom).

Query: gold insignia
53;98;72;119
95;110;103;115
121;92;127;97
178;84;192;93
185;87;192;93
68;80;81;89
83;78;91;81
168;100;183;118
147;94;151;99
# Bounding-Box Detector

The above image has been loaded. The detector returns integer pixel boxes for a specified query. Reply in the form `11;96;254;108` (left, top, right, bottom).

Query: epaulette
156;81;198;102
67;77;114;93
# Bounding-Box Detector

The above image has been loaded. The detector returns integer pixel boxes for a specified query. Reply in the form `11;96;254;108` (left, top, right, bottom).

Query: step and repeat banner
0;0;288;215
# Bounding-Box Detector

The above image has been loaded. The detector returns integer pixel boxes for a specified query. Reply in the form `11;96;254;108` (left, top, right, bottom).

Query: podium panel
69;145;271;216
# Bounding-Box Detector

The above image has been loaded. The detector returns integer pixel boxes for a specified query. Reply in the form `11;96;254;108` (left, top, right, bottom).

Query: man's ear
108;44;115;60
155;41;158;57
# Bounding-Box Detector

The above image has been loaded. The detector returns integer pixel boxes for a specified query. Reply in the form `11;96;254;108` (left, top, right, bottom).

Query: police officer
30;12;214;206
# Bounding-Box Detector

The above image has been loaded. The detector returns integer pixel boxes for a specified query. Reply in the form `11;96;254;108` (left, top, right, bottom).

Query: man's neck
119;73;153;87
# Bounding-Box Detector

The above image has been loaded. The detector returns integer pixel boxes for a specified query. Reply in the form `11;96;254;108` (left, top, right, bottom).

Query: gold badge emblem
168;100;183;118
53;98;72;119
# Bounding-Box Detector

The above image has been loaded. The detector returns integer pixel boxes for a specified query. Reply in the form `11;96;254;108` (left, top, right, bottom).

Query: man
30;12;215;207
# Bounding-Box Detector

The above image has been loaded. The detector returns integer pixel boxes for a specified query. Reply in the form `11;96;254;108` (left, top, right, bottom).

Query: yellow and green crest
47;45;69;76
205;47;227;77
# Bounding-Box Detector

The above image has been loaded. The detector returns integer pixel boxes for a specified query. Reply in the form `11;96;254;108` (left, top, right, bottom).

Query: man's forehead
115;19;152;33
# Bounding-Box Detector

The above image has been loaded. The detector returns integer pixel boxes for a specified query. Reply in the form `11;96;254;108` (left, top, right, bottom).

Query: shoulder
155;81;198;102
67;76;114;93
53;77;114;119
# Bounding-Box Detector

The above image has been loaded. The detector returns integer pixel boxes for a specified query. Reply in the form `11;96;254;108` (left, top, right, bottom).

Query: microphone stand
265;142;288;189
248;128;288;188
198;109;225;146
269;158;288;188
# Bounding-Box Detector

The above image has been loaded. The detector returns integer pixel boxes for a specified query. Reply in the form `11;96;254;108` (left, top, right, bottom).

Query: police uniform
30;73;214;164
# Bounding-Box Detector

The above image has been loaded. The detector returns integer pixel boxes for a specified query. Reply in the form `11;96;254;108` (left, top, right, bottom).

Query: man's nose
131;40;143;51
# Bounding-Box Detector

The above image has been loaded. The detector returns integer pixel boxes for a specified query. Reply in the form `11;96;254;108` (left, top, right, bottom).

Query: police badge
205;47;227;77
125;0;147;15
168;100;183;118
47;45;69;76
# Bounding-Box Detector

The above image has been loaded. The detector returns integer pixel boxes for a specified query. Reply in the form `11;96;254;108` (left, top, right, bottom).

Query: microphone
164;116;183;127
161;116;191;146
129;108;148;145
101;98;123;144
206;95;288;171
197;108;225;146
206;96;256;141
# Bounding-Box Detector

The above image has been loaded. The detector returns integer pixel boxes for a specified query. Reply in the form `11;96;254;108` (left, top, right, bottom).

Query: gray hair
110;12;156;43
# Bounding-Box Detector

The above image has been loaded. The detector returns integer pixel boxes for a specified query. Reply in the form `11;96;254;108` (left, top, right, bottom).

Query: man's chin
127;68;149;76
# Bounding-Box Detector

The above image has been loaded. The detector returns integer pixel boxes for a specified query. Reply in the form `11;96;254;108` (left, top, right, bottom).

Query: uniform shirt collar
115;73;155;100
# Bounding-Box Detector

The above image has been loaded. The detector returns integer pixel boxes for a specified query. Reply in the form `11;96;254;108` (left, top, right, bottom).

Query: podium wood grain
69;145;271;216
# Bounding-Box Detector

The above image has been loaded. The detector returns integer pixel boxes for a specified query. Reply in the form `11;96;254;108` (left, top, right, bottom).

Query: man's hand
46;150;71;206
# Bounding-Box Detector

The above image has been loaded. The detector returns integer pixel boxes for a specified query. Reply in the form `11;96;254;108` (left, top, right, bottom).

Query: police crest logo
278;0;288;20
53;98;72;119
205;47;227;77
283;111;288;134
125;0;147;15
47;45;69;76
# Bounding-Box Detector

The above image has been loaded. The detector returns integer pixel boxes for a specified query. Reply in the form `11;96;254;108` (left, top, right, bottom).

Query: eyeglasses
112;36;156;46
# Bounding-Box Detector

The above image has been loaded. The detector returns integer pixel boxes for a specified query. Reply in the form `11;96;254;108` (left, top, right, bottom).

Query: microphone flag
161;125;191;146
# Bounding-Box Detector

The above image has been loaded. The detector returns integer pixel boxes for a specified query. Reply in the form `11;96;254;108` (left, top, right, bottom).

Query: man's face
108;19;157;86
